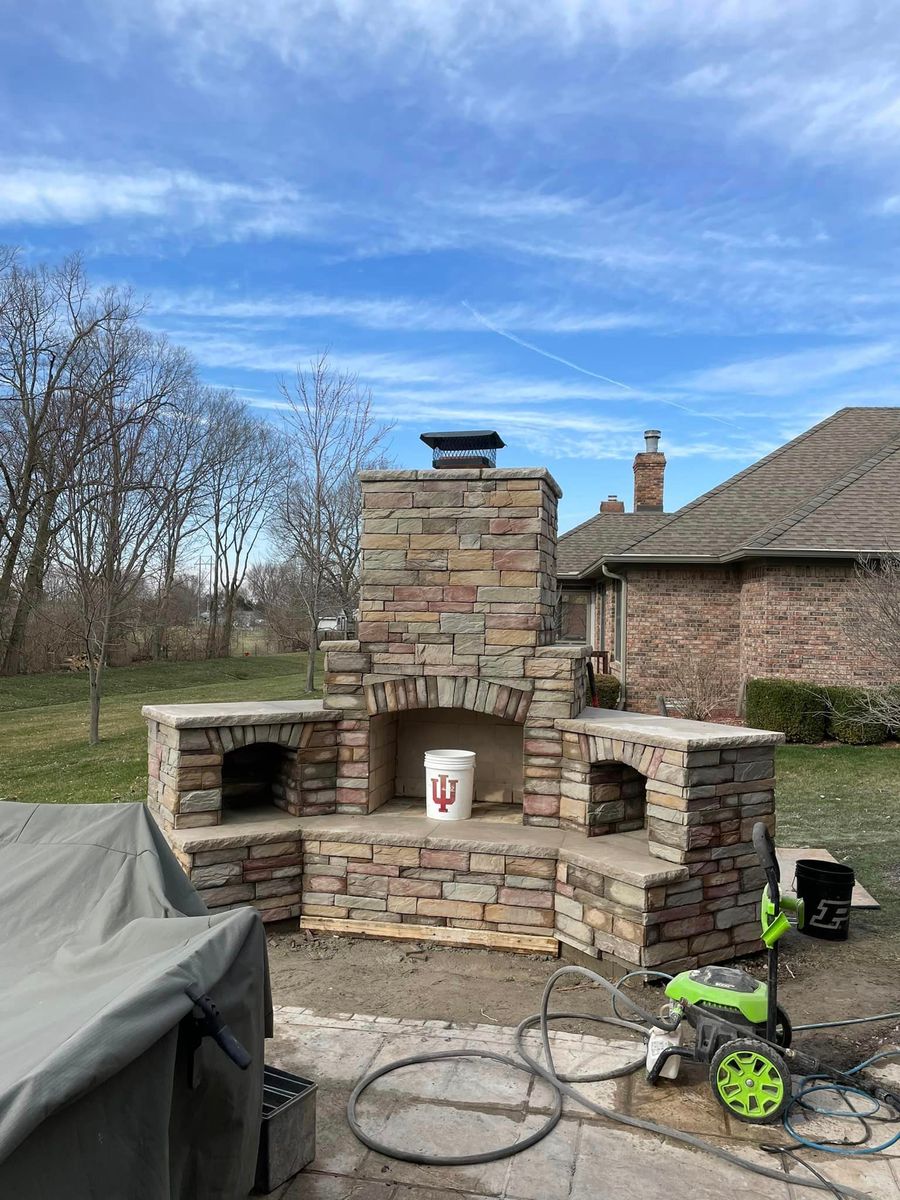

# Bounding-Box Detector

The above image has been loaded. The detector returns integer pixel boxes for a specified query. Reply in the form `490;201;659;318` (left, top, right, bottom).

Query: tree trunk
88;661;102;745
0;504;30;652
2;493;56;675
205;574;220;658
220;589;236;658
306;630;317;692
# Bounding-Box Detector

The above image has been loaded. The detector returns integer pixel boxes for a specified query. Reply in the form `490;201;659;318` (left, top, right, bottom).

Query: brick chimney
633;429;665;512
600;494;625;513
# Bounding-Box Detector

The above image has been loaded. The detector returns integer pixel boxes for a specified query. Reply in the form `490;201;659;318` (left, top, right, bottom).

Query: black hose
346;964;876;1198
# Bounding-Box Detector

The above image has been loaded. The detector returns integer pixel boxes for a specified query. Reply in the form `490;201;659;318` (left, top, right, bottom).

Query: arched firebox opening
221;742;296;813
587;761;647;837
368;707;524;820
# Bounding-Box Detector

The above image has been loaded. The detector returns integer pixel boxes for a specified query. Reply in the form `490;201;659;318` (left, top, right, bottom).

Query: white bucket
424;749;476;821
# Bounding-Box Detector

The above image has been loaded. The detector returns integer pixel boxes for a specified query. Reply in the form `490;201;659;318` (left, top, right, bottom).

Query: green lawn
776;743;900;941
0;653;321;806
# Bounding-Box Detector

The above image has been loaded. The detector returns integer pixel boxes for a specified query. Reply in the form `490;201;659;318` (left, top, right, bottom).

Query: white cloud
0;160;318;236
682;342;899;397
147;286;657;334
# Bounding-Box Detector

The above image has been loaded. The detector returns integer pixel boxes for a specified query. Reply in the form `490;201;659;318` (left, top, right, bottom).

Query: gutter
575;547;878;575
600;562;627;709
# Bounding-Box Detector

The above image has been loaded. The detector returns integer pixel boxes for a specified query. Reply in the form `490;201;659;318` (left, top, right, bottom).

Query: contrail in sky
461;300;738;427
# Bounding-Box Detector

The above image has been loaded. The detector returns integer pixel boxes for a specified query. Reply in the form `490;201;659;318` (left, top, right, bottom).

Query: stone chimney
633;429;665;512
600;494;625;513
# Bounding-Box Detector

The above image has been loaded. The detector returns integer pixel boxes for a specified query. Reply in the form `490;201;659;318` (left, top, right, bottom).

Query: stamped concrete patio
266;1006;899;1200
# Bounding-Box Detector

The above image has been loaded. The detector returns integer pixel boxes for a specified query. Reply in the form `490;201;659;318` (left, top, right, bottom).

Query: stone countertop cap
556;707;785;750
142;699;333;728
534;643;592;658
358;466;563;499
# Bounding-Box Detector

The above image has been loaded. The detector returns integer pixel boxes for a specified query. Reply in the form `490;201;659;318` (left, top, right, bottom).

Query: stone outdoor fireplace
145;432;782;969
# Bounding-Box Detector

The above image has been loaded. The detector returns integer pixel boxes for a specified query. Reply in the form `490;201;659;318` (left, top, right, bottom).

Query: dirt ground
268;915;900;1068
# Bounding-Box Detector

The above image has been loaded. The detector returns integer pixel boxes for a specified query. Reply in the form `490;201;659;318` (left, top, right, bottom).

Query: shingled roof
558;407;900;578
557;512;668;576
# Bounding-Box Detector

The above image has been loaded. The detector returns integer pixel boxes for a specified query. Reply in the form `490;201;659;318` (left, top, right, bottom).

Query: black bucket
795;859;855;941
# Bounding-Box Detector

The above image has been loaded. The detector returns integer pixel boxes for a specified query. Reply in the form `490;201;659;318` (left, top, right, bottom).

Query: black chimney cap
420;430;505;451
420;430;505;469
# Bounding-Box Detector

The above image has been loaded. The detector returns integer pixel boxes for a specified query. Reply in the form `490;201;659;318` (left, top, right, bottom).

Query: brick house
557;407;900;713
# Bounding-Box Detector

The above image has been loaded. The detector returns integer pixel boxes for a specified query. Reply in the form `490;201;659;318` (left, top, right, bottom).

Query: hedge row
745;678;891;745
594;672;621;709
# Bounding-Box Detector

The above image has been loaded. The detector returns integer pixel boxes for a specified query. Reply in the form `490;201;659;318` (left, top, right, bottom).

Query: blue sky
3;2;900;531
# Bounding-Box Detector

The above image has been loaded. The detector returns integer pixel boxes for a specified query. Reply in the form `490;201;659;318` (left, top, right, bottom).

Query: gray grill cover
0;801;271;1199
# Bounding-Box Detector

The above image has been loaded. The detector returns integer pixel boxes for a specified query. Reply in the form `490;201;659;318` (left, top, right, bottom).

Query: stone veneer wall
318;466;592;825
149;702;781;968
147;712;340;830
557;725;775;860
170;832;305;923
291;828;765;970
323;644;589;823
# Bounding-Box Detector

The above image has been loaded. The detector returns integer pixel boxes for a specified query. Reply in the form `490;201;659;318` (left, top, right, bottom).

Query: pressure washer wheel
709;1038;792;1124
755;1005;793;1049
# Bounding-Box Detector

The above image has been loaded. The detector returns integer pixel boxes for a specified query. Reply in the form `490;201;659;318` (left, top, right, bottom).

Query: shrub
821;685;890;745
745;679;826;743
665;656;735;721
593;672;620;708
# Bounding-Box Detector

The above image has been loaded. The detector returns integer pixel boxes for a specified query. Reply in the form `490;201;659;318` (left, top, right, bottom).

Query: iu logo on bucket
431;774;458;814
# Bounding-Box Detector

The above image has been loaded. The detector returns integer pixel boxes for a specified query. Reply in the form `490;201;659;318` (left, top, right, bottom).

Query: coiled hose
347;964;899;1200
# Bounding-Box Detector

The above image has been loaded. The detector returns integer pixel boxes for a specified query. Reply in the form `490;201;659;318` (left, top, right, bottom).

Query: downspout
600;562;627;709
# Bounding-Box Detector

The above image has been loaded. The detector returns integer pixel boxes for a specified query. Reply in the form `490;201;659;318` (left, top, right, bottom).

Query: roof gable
619;407;900;561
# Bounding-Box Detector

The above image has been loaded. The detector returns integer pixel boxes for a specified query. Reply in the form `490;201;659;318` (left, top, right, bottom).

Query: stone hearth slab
558;707;784;750
142;700;333;727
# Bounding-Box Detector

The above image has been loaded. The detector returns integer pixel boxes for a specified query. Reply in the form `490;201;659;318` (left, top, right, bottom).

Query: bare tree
246;560;311;650
0;253;134;672
148;383;215;659
274;353;393;691
202;395;286;658
663;656;735;722
60;327;194;742
836;554;900;730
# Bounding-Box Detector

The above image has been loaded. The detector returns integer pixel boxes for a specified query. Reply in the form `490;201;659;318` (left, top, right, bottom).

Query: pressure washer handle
752;821;780;907
186;983;252;1070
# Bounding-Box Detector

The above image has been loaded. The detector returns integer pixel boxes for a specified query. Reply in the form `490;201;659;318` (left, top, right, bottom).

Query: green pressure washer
648;821;897;1125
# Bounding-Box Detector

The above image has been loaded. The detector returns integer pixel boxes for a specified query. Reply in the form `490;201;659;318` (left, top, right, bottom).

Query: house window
558;589;593;644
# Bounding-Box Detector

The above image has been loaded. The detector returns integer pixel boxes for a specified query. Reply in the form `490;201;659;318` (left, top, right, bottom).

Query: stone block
321;841;374;859
417;898;484;920
498;886;553;908
471;852;505;873
554;893;584;921
443;882;498;903
193;847;248;866
196;883;254;908
439;612;485;634
505;856;555;878
388;878;441;898
191;862;242;888
332;894;387;911
303;875;347;893
348;874;389;898
714;903;757;929
421;849;469;870
484;904;554;928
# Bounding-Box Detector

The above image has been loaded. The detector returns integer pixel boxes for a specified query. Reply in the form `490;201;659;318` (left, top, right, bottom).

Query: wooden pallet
299;916;559;956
